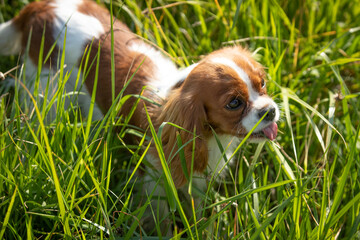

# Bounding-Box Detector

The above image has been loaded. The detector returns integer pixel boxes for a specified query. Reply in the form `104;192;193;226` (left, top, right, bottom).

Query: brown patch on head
13;0;58;66
209;46;267;96
232;49;266;95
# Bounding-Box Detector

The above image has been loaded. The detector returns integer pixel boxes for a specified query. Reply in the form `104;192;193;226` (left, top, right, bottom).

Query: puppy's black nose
258;107;276;121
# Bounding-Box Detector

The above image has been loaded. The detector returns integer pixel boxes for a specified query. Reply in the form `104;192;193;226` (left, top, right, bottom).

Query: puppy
0;0;279;234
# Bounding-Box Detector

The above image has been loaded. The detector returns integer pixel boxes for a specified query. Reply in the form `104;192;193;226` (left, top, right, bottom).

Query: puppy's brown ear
156;89;208;188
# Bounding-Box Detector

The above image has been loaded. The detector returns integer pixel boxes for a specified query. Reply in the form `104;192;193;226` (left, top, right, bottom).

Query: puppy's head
185;46;279;141
158;46;279;187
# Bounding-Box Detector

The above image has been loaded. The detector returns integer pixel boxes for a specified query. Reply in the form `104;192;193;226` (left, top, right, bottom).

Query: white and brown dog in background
0;0;279;233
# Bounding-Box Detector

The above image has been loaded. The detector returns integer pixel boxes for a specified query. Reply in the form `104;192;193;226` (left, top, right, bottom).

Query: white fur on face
242;96;279;133
210;57;279;133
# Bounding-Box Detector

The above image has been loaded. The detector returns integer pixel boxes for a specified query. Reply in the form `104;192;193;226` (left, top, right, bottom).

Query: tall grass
1;0;360;239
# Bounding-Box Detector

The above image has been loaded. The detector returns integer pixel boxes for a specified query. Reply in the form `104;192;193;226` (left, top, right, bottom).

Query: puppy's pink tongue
262;122;278;140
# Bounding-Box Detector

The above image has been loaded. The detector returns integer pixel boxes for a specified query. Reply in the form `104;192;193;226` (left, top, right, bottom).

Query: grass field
1;0;360;239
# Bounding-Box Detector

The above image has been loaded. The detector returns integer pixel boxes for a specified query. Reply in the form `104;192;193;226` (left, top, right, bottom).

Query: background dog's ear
156;89;208;188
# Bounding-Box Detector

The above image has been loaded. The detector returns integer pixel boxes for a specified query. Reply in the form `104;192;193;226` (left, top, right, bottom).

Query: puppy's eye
261;79;266;88
226;98;243;110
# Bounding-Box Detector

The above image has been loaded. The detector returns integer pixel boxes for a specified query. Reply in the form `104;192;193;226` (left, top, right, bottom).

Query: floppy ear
156;89;209;188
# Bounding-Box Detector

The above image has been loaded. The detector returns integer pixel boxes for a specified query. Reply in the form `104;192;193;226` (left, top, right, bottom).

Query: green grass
1;0;360;239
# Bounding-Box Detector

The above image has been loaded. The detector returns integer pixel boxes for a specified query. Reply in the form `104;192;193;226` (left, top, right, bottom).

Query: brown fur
156;88;209;187
83;28;157;129
78;0;160;130
13;0;58;66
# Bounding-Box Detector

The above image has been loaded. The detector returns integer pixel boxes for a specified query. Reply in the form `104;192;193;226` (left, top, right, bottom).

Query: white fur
128;43;199;100
242;96;279;133
174;63;199;87
21;58;103;122
0;21;22;55
207;134;240;176
20;58;59;121
51;0;105;65
128;42;183;99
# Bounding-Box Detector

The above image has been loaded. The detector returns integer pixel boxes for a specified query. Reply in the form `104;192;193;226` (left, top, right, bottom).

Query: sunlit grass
0;0;359;239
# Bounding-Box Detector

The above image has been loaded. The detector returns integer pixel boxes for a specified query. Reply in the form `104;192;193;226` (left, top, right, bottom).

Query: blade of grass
322;126;360;239
17;81;71;236
205;179;295;210
250;193;295;240
0;186;17;239
282;87;346;146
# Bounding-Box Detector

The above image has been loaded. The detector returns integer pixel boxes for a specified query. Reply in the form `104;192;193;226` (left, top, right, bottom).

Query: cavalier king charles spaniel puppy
0;0;279;234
